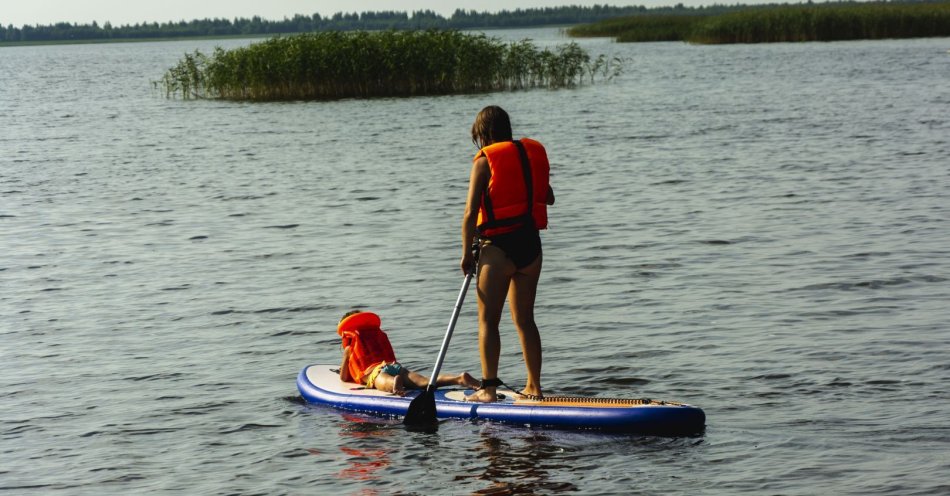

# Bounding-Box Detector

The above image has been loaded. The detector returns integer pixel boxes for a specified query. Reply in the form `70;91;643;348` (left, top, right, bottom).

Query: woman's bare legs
466;245;543;402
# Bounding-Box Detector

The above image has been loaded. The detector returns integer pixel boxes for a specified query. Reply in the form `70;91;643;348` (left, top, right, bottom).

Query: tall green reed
160;30;620;101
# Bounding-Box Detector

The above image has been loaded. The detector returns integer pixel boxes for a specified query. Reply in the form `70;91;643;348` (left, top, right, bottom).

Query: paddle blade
403;387;438;430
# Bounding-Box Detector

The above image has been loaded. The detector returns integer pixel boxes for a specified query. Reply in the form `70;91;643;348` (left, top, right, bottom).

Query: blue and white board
297;364;705;435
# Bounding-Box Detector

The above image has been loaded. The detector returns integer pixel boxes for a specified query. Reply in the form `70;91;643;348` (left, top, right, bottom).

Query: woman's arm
339;346;353;382
461;157;490;273
546;185;555;205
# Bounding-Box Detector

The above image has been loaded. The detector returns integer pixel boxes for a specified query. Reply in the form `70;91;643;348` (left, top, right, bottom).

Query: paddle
404;242;480;430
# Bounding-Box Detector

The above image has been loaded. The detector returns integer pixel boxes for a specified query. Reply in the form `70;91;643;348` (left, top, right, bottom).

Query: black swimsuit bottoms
485;227;542;269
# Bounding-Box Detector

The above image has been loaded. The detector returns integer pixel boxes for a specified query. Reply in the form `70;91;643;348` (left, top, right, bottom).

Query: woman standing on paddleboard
461;105;555;403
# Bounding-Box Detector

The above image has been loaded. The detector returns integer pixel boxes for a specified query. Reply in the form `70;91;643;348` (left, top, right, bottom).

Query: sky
1;0;715;27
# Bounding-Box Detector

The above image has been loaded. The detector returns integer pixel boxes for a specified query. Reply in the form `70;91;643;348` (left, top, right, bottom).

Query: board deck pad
297;364;705;435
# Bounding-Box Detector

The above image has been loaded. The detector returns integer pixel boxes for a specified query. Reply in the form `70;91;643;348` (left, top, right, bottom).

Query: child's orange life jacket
337;312;397;382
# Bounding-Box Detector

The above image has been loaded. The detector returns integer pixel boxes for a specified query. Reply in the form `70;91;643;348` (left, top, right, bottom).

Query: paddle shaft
404;243;479;428
422;267;474;391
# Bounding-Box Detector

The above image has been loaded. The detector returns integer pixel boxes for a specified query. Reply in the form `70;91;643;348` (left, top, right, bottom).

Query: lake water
2;28;948;495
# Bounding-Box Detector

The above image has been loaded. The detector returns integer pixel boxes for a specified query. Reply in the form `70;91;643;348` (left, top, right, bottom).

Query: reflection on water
337;446;390;482
322;411;585;495
459;430;578;495
335;415;397;490
306;408;714;494
302;413;401;495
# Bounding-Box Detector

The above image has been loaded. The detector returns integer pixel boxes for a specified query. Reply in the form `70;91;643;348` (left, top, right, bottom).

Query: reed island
159;30;620;101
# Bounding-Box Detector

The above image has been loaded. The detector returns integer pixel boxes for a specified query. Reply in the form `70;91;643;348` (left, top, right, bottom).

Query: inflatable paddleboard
297;364;705;435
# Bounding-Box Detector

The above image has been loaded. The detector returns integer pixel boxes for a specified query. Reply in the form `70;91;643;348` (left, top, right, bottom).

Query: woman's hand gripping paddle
404;242;480;430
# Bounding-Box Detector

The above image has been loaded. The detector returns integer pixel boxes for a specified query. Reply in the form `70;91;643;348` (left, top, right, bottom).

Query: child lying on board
337;310;480;395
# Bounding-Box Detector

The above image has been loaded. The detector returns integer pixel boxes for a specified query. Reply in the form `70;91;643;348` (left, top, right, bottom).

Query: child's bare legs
374;370;479;395
373;372;406;395
404;370;480;390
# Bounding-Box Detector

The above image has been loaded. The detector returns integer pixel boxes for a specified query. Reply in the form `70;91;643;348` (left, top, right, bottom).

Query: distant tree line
1;5;738;43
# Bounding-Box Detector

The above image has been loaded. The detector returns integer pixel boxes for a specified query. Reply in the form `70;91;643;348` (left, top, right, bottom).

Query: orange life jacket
337;312;397;382
475;138;549;237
